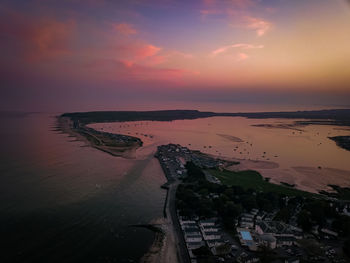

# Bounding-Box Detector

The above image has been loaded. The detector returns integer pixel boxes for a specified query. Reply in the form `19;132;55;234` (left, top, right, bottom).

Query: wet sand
227;158;279;170
217;133;244;142
57;117;140;158
252;123;305;131
140;217;178;263
225;158;350;193
292;166;350;192
333;128;350;131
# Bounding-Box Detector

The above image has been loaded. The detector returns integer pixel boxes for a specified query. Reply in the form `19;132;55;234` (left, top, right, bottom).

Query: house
179;218;196;225
185;234;203;243
237;253;260;263
320;228;338;238
199;218;217;227
187;241;204;250
285;257;300;263
259;234;277;249
242;213;255;219
202;231;221;241
200;224;219;232
237;228;258;251
256;211;266;220
251;209;259;215
181;222;198;229
207;240;224;248
184;227;202;243
276;236;296;247
211;243;232;256
240;217;254;228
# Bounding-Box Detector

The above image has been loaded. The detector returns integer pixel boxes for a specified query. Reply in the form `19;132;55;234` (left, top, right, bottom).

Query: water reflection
91;116;350;192
0;113;165;263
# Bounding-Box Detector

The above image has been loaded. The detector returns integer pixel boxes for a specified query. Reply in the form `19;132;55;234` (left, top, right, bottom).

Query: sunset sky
1;0;350;111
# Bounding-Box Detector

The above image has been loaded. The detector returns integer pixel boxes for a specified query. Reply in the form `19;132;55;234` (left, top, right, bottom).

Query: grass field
209;169;316;197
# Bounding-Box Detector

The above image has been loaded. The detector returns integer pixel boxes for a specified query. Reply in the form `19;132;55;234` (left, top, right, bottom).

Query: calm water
1;109;350;263
91;117;350;192
0;113;166;263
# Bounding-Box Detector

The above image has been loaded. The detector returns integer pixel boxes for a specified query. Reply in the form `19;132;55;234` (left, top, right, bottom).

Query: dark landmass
329;136;350;151
319;185;350;200
61;110;217;124
130;224;164;234
174;160;350;262
280;182;296;188
61;108;350;125
57;116;142;158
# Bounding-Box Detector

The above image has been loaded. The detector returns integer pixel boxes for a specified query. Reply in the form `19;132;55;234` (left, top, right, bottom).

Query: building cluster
155;144;223;181
234;207;349;263
236;208;303;257
155;143;348;262
156;144;190;181
179;216;234;262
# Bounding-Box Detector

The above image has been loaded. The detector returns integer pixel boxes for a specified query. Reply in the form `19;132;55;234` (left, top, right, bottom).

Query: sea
1;103;350;262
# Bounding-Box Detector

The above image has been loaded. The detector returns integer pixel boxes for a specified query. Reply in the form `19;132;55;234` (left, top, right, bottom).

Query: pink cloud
121;60;134;68
237;52;249;61
230;0;255;8
167;50;194;59
30;19;75;59
83;58;193;81
203;0;255;8
200;9;222;16
245;16;271;36
114;43;162;65
0;10;75;61
136;44;161;58
211;43;264;56
202;0;216;6
113;23;138;35
145;55;167;66
200;0;256;18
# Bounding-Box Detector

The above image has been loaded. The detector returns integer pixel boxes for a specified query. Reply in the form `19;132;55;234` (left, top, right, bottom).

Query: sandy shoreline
57;116;140;158
57;116;350;263
213;154;350;193
217;133;244;142
140;217;179;263
58;116;180;263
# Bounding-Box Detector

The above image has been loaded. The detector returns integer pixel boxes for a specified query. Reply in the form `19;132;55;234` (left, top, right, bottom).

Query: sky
1;0;350;112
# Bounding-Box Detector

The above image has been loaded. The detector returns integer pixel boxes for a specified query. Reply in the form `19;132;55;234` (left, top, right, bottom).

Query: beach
224;156;350;193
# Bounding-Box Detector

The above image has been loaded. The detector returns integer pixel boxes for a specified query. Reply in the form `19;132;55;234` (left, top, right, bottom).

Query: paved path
166;180;191;263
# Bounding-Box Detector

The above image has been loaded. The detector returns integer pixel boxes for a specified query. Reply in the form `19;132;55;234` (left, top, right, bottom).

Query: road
166;180;191;263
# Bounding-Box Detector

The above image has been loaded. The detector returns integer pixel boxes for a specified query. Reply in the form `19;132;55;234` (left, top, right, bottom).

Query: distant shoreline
61;108;350;126
59;109;350;156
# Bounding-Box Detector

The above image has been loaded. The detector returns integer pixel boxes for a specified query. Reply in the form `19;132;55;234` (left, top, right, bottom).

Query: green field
209;169;316;197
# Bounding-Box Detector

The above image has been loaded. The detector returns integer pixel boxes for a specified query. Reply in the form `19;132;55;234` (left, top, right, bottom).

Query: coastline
139;217;179;263
57;115;181;263
211;154;350;194
56;116;141;158
56;111;350;262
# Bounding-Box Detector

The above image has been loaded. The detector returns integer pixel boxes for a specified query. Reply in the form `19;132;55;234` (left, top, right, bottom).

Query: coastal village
155;144;350;263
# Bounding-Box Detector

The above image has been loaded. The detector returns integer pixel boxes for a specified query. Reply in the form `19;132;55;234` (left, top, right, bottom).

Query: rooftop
240;231;253;241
